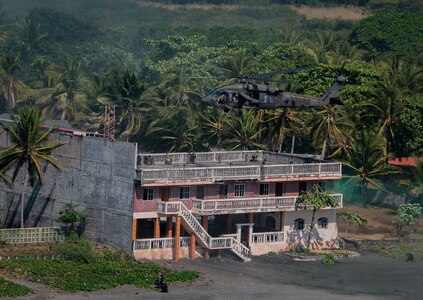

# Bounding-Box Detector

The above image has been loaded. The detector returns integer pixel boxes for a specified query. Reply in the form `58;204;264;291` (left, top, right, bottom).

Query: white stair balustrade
158;201;252;262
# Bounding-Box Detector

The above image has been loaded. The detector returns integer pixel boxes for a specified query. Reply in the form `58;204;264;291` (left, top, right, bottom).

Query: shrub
58;203;87;237
321;254;339;265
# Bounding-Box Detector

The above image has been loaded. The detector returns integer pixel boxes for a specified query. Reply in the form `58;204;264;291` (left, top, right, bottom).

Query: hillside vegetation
0;0;421;205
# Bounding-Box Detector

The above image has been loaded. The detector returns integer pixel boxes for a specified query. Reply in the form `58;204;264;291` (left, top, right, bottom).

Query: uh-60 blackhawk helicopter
201;69;346;111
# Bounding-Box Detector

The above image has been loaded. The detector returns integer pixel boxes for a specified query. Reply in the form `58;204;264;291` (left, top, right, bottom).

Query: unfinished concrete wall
0;133;137;251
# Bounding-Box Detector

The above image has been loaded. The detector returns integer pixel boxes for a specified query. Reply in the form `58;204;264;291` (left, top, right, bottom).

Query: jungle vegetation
0;0;421;204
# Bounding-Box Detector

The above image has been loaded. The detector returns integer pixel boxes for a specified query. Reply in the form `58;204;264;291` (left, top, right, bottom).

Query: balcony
188;193;342;215
136;150;342;184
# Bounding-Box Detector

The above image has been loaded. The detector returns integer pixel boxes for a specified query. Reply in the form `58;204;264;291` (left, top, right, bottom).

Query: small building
133;151;342;261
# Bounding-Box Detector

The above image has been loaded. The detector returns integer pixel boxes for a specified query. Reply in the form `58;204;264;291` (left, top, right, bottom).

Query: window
294;218;305;230
260;183;269;196
143;188;154;201
265;216;276;229
275;182;283;196
234;184;245;197
319;181;327;192
196;186;204;199
179;186;190;199
318;217;328;229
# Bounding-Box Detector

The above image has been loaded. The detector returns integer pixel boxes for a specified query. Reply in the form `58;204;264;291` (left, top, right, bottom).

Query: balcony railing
137;162;342;183
251;231;284;243
133;237;191;250
191;193;342;215
139;151;326;166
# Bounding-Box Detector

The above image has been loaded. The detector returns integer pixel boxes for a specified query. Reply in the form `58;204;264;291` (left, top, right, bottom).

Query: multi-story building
133;151;342;262
0;115;342;261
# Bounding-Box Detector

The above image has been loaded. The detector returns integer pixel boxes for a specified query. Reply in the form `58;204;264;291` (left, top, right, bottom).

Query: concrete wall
0;133;137;251
134;246;197;260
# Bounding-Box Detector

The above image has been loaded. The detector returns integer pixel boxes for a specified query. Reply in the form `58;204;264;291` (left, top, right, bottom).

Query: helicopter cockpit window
217;92;226;103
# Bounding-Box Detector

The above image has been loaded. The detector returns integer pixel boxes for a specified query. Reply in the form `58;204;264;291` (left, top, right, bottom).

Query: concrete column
190;233;196;260
154;217;160;238
226;215;232;233
248;224;253;247
174;216;181;261
132;218;137;240
201;215;210;259
247;213;254;224
166;217;173;237
236;224;242;242
204;248;210;260
280;212;284;231
201;215;209;231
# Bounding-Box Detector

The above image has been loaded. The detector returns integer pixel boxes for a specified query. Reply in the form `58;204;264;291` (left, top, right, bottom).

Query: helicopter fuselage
201;76;345;110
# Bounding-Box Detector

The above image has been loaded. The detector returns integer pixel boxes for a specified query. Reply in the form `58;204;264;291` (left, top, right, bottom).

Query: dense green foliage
0;277;32;297
350;10;423;60
396;203;422;235
0;0;421;205
0;239;198;292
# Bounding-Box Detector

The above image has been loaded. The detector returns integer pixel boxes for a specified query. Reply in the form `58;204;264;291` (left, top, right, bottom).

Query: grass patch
365;242;423;262
0;277;32;297
0;238;198;292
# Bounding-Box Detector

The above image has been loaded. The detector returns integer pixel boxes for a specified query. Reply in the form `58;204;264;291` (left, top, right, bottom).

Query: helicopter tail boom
319;75;346;105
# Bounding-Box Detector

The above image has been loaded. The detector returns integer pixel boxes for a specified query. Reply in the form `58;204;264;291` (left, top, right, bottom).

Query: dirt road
14;253;423;300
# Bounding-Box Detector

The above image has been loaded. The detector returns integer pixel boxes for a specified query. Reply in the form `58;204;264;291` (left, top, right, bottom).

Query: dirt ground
9;252;423;300
338;205;423;240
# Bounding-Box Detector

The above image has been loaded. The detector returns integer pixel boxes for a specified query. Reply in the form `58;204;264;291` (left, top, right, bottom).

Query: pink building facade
132;151;342;261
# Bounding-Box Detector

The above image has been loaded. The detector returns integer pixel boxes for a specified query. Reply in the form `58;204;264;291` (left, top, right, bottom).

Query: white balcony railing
133;237;191;250
251;232;284;243
138;162;341;183
191;193;342;214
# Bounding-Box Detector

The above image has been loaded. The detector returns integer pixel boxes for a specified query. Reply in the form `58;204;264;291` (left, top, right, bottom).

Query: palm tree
147;105;199;152
308;105;352;160
267;108;303;153
225;110;264;150
99;70;159;141
0;54;22;112
199;108;229;150
37;61;87;122
0;107;63;228
18;15;48;61
342;129;397;207
159;67;202;108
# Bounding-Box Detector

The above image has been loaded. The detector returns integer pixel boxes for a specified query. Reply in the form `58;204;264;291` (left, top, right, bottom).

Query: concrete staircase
158;201;251;262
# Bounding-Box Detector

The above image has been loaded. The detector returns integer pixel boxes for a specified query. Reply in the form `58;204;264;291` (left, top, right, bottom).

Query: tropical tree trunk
278;118;286;153
321;134;328;160
345;221;350;239
20;169;28;228
290;135;295;154
361;179;365;207
307;209;317;250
